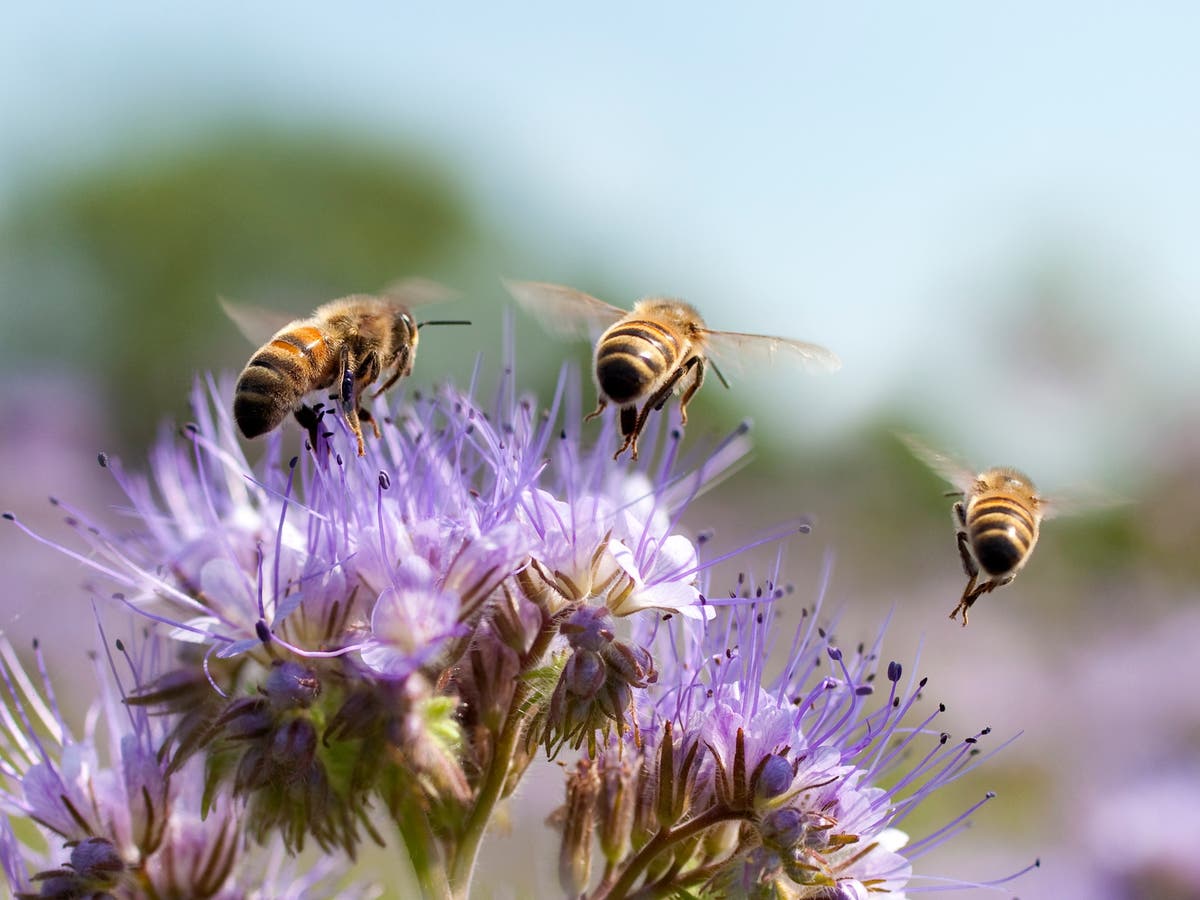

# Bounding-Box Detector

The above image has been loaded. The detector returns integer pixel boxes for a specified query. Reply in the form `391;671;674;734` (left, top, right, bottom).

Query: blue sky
3;3;1197;481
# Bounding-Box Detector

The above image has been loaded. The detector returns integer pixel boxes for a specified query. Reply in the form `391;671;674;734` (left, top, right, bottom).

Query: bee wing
896;432;979;494
1038;485;1129;521
377;277;459;308
502;279;627;340
702;330;842;377
219;297;297;345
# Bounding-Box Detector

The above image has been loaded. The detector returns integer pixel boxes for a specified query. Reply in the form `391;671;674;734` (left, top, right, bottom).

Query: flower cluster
2;363;1031;898
0;634;378;899
554;566;1039;898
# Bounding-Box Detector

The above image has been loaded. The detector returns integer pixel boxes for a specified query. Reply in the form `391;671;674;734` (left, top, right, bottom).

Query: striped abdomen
594;319;685;405
234;324;333;439
966;493;1039;576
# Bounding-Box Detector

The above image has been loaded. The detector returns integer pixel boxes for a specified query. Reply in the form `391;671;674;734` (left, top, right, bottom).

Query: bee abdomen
596;321;680;404
968;497;1037;575
233;354;306;439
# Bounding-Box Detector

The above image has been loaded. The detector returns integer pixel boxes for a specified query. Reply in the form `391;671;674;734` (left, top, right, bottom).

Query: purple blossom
0;633;377;899
552;563;1037;898
8;369;737;676
2;356;1028;897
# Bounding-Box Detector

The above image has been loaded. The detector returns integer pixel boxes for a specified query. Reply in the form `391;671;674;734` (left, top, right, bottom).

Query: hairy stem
593;805;747;900
394;789;452;900
448;619;559;894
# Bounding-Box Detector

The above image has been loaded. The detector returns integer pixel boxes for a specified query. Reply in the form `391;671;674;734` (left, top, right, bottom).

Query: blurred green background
2;5;1198;899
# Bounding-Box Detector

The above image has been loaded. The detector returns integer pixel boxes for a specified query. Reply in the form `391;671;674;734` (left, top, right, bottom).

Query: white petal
876;827;910;852
606;539;644;588
169;616;224;643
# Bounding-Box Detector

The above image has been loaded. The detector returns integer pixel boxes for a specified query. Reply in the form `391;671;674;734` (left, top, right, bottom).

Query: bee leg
372;349;410;398
955;529;976;578
949;578;975;625
584;397;608;422
949;536;980;624
618;365;692;461
342;407;367;457
614;406;640;460
675;357;705;426
294;403;326;449
372;368;402;397
649;365;688;413
951;576;996;627
336;349;368;457
358;406;382;439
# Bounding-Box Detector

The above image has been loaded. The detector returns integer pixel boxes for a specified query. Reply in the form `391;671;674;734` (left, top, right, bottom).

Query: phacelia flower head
0;631;377;899
5;361;758;864
555;563;1039;898
5;351;1030;899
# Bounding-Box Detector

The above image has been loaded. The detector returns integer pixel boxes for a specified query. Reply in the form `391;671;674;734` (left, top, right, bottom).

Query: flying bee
503;280;841;460
899;434;1067;626
223;280;469;456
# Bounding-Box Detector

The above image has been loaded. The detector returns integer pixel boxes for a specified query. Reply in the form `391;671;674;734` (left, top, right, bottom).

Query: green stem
395;789;452;900
448;621;559;895
625;853;745;900
593;805;747;900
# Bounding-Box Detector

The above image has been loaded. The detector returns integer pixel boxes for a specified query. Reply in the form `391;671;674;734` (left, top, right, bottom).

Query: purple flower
4;356;1029;898
554;564;1037;898
0;633;377;899
4;361;762;885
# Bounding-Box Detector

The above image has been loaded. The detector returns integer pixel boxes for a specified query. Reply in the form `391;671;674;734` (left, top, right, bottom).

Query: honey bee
503;280;840;460
223;280;468;456
900;434;1063;626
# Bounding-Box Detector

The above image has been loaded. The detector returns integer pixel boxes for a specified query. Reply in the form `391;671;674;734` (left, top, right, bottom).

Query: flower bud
755;754;794;801
759;806;805;851
564;649;606;698
272;718;319;781
559;759;600;896
263;661;321;710
69;836;125;880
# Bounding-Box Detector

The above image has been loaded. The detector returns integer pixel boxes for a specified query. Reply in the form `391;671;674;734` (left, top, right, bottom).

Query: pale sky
2;3;1197;482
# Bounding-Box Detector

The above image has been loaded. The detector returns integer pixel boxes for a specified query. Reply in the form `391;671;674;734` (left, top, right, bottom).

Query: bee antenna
417;319;473;330
709;359;731;390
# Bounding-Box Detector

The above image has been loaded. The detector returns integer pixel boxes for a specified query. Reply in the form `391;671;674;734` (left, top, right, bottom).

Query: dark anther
255;620;272;644
97;452;109;467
